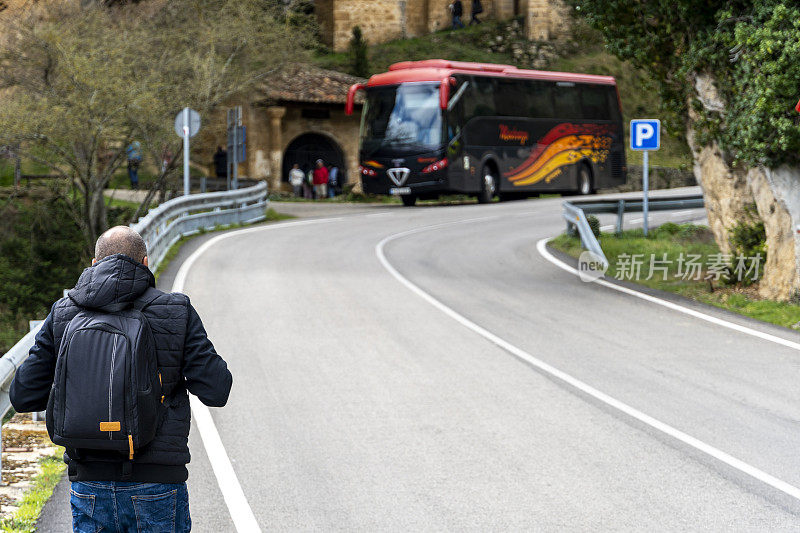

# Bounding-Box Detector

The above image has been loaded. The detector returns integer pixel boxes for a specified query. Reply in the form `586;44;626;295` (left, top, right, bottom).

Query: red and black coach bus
345;60;627;206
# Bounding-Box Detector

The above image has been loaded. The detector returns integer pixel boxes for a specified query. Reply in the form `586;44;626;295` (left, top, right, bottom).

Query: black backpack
46;288;162;464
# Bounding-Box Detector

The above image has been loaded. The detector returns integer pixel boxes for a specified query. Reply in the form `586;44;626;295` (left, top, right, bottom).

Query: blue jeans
128;164;139;189
452;15;464;29
71;481;190;533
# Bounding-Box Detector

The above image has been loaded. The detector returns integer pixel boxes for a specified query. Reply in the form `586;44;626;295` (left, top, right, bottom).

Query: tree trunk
86;183;108;252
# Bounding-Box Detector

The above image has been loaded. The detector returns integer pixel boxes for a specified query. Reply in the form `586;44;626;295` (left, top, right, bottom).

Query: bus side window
495;80;528;116
581;85;611;120
606;86;622;123
465;76;496;120
553;83;580;119
528;81;555;119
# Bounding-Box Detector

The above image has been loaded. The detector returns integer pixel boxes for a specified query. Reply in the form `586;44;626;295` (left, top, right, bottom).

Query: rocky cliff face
689;74;800;301
686;119;753;255
749;167;800;300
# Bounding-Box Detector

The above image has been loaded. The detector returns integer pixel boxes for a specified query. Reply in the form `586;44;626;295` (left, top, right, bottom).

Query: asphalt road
39;189;800;531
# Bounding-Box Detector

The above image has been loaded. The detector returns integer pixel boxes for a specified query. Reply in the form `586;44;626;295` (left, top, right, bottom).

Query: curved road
40;191;800;530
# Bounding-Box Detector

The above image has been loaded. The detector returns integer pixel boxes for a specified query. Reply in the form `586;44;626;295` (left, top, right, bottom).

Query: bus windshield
361;83;442;155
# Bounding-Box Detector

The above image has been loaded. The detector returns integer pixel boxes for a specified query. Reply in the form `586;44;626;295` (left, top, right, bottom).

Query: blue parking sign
630;119;660;151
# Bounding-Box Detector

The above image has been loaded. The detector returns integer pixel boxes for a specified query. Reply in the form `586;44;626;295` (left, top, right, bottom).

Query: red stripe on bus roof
368;60;616;87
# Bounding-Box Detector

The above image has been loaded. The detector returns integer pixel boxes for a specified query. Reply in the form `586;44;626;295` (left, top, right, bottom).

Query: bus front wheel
401;194;417;207
478;167;496;204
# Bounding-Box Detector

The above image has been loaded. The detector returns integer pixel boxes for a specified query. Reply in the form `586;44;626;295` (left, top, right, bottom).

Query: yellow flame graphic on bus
508;134;612;186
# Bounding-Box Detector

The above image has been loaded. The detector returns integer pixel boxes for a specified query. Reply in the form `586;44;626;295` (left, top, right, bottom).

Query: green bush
349;26;369;78
587;215;601;237
0;190;87;352
729;219;767;285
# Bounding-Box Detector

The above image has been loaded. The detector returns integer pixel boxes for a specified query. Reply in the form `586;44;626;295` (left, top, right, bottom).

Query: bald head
94;226;148;264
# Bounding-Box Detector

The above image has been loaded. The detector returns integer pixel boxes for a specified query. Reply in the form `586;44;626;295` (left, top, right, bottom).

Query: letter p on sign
630;119;660;151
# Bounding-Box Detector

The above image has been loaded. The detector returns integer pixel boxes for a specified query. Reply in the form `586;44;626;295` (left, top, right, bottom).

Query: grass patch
550;224;800;329
153;208;295;283
264;207;295;222
1;450;66;533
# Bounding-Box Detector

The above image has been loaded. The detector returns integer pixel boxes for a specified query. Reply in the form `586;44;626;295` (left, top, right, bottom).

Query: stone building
241;66;365;193
315;0;568;51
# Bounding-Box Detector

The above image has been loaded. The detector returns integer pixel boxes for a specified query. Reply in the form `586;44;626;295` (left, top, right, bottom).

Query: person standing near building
313;159;329;200
289;163;305;198
125;141;142;190
450;0;464;29
470;0;483;24
213;146;228;183
327;164;339;198
10;225;232;533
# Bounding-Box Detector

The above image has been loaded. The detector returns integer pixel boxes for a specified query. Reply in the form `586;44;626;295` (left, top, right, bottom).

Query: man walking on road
10;226;233;533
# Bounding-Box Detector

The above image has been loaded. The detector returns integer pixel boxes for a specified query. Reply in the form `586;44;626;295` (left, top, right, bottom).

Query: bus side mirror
440;77;456;110
346;84;366;116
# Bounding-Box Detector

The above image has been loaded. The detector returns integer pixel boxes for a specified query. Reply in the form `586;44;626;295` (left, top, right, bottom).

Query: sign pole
232;112;238;191
182;107;190;196
643;150;649;236
630;119;659;237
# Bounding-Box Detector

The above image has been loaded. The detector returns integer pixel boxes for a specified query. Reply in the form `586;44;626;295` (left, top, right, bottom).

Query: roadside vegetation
1;450;66;533
0;188;137;353
550;224;800;329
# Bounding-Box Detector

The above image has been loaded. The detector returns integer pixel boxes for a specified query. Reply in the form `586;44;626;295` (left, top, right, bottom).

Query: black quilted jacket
10;254;233;483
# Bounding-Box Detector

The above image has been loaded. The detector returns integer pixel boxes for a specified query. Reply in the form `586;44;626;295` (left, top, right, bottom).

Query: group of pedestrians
288;159;341;200
449;0;482;29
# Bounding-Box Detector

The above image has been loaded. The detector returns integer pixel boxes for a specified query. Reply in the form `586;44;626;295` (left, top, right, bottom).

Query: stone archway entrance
282;133;346;183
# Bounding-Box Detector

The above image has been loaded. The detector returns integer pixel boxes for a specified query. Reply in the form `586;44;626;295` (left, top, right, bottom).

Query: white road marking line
537;237;800;351
375;221;800;503
366;212;393;218
173;217;343;533
671;209;697;217
600;224;615;232
534;237;800;501
630;217;643;224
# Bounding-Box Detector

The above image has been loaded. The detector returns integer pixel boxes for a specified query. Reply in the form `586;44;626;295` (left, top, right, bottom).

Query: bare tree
0;0;308;253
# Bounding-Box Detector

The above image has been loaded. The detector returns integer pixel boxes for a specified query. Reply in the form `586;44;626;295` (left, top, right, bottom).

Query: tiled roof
258;65;366;105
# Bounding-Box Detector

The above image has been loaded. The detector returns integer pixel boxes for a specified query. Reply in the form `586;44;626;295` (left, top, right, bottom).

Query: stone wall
317;0;403;51
319;0;568;52
601;165;696;193
244;103;362;194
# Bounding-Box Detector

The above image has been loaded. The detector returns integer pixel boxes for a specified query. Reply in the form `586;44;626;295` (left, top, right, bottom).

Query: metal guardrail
131;181;268;272
0;182;269;480
562;194;705;271
571;194;705;234
562;201;609;268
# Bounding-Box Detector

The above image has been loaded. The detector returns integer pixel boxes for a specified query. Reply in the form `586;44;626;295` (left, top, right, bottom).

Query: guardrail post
201;177;207;194
616;200;625;235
